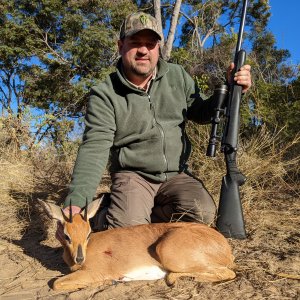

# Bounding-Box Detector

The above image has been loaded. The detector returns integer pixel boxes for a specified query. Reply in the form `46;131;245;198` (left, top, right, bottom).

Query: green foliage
194;74;210;94
15;0;136;112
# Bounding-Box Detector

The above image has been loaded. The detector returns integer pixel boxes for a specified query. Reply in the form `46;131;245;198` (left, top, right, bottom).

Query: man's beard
130;61;154;78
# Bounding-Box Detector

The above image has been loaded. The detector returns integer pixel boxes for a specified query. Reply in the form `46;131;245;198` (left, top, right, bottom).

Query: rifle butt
216;175;246;239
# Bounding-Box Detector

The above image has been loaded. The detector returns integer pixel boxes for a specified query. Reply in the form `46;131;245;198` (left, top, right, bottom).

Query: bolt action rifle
206;0;248;239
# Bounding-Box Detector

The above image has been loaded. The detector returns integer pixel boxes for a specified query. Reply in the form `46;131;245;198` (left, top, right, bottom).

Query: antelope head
39;199;102;267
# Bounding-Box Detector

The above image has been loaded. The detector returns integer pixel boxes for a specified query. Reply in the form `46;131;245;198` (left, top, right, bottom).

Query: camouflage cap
120;12;162;40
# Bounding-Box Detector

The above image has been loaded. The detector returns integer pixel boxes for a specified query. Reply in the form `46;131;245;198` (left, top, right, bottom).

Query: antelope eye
64;234;71;243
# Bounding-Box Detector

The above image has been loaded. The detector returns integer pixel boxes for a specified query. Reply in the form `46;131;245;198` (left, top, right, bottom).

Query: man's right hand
55;205;82;244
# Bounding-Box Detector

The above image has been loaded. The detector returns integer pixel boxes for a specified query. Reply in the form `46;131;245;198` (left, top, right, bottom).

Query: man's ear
118;39;123;54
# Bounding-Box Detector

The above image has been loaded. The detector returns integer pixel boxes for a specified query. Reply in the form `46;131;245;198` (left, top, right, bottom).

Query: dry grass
0;141;78;241
187;123;300;204
0;148;34;239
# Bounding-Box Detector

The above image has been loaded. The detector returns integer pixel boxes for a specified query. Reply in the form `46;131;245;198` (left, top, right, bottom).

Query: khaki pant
92;171;216;230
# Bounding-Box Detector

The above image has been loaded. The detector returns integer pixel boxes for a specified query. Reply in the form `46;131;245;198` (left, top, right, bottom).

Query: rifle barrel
235;0;248;55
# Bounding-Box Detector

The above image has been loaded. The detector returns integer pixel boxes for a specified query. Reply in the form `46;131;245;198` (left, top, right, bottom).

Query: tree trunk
153;0;182;61
153;0;164;46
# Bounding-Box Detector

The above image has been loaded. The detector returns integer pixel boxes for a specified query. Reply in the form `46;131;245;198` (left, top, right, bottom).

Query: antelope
39;198;236;291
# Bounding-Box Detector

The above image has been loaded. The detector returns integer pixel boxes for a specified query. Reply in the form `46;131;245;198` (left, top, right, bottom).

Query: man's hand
227;63;252;93
55;205;81;244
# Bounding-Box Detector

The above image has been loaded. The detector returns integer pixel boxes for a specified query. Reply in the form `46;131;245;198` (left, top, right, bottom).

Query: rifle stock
217;172;246;239
216;150;246;239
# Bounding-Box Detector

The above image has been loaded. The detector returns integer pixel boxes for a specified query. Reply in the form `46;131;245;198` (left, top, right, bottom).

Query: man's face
118;30;160;80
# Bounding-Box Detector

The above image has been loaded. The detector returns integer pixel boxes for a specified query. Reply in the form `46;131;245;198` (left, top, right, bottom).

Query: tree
0;0;136;150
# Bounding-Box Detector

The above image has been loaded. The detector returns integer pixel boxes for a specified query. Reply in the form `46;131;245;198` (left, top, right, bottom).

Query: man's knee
155;173;217;225
174;192;216;225
187;196;216;224
105;172;156;228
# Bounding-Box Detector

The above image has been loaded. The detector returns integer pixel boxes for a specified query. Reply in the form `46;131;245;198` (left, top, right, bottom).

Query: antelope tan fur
39;198;235;291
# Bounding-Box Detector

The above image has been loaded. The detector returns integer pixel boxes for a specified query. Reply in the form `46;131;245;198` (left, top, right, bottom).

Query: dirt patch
0;194;299;300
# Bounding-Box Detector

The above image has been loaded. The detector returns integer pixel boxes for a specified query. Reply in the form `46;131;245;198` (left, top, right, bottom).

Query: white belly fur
121;266;167;281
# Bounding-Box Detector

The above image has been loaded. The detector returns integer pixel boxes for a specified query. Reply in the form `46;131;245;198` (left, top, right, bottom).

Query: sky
268;0;300;64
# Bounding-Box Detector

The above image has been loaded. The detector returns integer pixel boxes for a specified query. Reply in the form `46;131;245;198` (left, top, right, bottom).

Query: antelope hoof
165;272;178;287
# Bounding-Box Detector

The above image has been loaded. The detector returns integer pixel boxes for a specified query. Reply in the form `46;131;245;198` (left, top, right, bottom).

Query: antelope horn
69;199;73;223
84;198;88;221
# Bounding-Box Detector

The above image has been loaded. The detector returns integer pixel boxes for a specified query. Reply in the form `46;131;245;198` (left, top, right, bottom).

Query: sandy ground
0;193;299;300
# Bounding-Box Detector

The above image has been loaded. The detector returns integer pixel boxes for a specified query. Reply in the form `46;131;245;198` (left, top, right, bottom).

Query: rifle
206;0;248;239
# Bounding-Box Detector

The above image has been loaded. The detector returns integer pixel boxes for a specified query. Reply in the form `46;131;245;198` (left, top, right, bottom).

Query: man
57;12;251;240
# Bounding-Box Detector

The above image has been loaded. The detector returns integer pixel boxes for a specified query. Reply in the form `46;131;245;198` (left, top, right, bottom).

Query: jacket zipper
148;94;168;179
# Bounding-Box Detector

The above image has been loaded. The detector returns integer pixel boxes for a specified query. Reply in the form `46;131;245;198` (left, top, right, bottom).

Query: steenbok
39;198;235;291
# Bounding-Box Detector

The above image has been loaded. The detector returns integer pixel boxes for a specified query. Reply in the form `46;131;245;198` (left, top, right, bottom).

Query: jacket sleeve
181;66;216;124
64;86;116;208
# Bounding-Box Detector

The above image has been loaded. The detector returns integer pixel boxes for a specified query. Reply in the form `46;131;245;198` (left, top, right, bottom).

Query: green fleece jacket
65;58;216;208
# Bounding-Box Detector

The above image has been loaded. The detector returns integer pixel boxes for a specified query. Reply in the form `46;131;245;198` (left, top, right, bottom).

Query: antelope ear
82;198;103;220
38;199;65;223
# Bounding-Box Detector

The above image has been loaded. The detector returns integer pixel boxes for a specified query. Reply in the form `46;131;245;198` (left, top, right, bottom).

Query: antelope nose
76;245;84;264
76;256;84;264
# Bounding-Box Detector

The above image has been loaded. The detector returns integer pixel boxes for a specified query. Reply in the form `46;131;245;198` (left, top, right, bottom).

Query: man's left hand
227;63;252;93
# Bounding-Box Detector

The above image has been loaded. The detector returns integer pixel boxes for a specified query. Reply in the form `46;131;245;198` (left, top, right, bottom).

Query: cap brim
122;29;161;40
